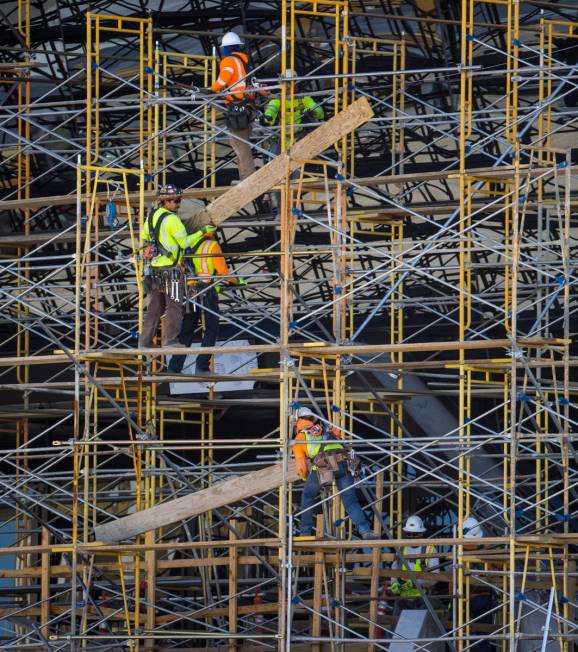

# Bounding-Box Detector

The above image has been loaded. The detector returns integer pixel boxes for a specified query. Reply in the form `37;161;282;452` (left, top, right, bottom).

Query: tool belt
148;266;186;304
312;449;346;486
226;100;253;131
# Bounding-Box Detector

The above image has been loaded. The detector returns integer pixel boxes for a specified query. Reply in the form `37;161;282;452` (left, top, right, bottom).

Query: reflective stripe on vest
401;545;434;572
193;239;219;277
305;432;343;459
224;54;247;102
149;206;178;267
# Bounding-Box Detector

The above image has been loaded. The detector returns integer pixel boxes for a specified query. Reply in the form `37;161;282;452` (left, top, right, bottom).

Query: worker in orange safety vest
168;229;246;374
210;31;265;181
293;407;378;540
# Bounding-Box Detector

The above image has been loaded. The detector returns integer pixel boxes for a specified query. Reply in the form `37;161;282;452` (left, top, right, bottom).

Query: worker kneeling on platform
139;184;216;349
293;407;379;541
389;515;440;609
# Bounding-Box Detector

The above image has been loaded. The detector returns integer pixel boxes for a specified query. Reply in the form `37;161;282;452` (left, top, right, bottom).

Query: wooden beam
228;521;238;652
40;528;50;639
195;96;374;227
94;461;299;543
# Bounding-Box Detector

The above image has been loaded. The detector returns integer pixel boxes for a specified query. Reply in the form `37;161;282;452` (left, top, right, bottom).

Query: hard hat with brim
158;184;183;200
403;515;426;533
221;32;243;47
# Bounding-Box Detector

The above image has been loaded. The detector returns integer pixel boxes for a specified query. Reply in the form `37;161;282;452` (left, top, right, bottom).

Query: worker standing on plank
389;514;440;610
139;184;216;348
263;69;326;212
293;407;379;540
168;227;246;374
211;31;262;181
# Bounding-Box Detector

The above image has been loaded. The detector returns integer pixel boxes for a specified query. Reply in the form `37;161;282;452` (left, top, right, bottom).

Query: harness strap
147;208;174;261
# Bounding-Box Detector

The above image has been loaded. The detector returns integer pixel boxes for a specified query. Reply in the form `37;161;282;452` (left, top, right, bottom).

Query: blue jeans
299;461;370;535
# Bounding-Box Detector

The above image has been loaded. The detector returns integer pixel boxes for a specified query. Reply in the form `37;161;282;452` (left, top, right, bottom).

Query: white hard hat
403;514;426;533
221;32;243;48
297;407;315;419
463;516;483;539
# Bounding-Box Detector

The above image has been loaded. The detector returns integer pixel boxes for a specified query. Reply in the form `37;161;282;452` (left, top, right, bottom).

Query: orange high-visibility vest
188;238;233;291
211;52;251;104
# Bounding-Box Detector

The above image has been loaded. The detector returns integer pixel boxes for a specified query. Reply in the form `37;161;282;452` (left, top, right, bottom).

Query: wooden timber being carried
94;460;299;543
195;95;374;226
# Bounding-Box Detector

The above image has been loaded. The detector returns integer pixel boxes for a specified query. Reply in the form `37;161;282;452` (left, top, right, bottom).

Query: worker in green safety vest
263;70;325;147
389;514;441;604
139;184;216;348
263;69;326;214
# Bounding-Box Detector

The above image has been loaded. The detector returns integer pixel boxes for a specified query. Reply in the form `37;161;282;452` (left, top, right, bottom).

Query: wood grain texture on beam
94;460;299;543
196;96;374;226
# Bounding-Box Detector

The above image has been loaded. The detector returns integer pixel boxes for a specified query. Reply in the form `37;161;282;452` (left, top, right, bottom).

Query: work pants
392;597;423;620
230;125;256;180
300;461;370;536
269;139;298;213
469;593;494;652
139;271;183;347
168;287;220;373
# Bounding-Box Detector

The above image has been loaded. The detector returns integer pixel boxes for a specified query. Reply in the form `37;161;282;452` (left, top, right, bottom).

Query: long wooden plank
196;96;374;226
94;460;299;543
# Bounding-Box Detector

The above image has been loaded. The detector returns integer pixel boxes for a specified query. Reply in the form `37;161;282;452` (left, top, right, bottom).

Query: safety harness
142;207;174;264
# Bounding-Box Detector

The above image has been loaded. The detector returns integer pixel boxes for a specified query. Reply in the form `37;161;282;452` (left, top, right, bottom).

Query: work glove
296;457;309;481
390;582;401;595
201;224;217;235
236;277;248;286
402;580;414;591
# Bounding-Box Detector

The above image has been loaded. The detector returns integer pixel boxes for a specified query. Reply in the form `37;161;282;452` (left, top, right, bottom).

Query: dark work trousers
269;139;298;212
392;597;423;619
168;286;220;373
469;593;495;652
139;270;183;347
300;461;371;536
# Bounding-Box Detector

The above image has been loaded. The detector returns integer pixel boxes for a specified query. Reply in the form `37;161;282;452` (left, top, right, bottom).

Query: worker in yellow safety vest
263;69;326;214
139;184;216;348
168;228;247;374
293;407;379;540
390;514;440;602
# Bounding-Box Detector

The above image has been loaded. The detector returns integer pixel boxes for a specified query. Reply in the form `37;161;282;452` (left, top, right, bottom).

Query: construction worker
389;514;440;607
293;407;379;540
263;69;325;212
168;228;246;374
211;31;258;181
263;69;325;147
461;515;495;652
139;184;216;348
463;515;484;547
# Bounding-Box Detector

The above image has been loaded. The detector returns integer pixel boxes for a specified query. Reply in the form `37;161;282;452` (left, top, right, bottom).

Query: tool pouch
142;241;159;261
226;101;252;131
316;467;334;486
313;451;340;486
